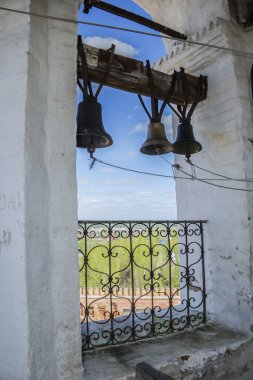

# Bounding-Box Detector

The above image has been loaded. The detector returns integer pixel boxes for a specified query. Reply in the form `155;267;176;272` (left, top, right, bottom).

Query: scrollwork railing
78;220;207;350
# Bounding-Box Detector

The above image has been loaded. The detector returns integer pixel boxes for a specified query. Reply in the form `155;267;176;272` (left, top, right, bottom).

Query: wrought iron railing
78;220;207;350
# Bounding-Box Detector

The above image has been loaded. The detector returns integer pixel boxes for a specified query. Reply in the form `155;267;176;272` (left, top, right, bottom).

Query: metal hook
187;75;205;122
137;95;152;120
95;44;115;99
146;60;159;120
158;70;177;120
77;35;93;99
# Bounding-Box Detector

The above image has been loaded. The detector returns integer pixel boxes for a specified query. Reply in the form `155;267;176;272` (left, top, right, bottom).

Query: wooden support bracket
84;0;187;40
77;43;208;106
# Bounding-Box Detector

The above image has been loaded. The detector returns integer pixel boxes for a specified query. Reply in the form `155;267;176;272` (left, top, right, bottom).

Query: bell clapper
87;141;96;157
186;158;193;165
89;157;96;170
185;150;191;163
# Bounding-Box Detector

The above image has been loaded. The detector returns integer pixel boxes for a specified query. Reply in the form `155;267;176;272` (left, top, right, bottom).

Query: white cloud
128;151;137;157
127;105;141;120
78;187;177;220
103;177;142;186
132;121;147;134
131;115;172;137
79;178;89;185
84;36;139;58
136;191;154;197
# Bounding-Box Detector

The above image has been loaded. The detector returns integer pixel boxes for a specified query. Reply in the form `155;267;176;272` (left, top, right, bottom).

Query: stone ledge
153;17;253;75
82;324;252;380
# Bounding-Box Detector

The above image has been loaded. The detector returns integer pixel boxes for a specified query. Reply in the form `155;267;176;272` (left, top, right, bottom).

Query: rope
160;156;253;192
1;6;253;59
89;156;253;192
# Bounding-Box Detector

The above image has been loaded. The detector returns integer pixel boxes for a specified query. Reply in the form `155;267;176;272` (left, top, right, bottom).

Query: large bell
173;122;202;157
76;97;113;152
140;121;173;155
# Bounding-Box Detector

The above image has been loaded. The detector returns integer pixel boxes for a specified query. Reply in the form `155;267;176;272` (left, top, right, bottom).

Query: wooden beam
77;44;208;106
86;0;187;40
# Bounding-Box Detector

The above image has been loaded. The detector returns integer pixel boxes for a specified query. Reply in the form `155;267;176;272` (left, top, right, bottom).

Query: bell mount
77;35;114;156
138;60;177;156
168;68;205;161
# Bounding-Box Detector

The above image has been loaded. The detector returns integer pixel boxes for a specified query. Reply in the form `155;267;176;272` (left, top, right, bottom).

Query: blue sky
77;0;177;220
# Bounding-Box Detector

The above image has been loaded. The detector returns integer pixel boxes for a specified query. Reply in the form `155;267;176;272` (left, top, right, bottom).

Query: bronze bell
140;120;173;155
76;97;113;153
173;122;202;157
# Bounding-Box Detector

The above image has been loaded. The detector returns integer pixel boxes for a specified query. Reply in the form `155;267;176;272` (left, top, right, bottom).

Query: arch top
133;0;230;35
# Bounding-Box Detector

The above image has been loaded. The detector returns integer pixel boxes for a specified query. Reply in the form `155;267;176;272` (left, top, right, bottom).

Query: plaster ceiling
229;0;253;26
79;1;253;28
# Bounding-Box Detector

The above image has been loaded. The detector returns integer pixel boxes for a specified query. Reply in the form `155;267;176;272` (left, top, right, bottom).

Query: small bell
173;122;202;159
140;120;173;155
76;97;113;152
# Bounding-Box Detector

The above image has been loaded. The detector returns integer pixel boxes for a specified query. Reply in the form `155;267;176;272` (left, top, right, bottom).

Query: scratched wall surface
0;1;29;378
0;1;84;379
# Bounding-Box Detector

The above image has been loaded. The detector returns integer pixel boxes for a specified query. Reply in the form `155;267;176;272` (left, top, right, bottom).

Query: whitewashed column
0;1;84;379
154;18;253;332
0;1;30;378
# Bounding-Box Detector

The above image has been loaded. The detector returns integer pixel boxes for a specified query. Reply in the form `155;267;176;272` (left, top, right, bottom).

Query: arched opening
76;0;176;222
76;0;206;356
1;1;253;379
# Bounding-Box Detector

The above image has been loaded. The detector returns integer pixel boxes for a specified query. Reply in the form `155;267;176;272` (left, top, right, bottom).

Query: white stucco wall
152;13;253;333
0;0;252;379
135;0;230;49
0;1;30;378
135;0;230;29
0;1;84;379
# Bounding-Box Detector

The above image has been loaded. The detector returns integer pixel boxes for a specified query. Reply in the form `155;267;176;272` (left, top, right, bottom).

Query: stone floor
82;324;253;380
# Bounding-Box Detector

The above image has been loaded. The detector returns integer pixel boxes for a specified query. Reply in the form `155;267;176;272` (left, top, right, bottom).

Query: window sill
82;324;252;380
